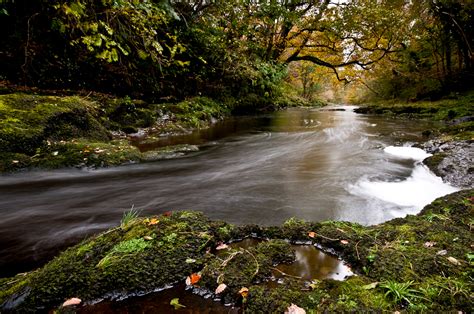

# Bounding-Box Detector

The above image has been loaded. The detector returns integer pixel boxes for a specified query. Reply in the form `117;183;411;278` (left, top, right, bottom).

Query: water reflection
79;284;239;314
0;106;444;277
226;238;352;281
275;245;352;281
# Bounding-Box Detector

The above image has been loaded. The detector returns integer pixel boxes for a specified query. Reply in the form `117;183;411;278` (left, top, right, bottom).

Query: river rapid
0;106;458;277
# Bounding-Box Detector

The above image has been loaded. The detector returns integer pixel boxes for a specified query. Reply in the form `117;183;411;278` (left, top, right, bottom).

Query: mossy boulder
0;211;229;312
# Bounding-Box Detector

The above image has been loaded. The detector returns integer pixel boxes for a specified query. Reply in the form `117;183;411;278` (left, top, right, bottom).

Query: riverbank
1;189;472;312
354;91;473;189
0;87;324;173
0;92;228;172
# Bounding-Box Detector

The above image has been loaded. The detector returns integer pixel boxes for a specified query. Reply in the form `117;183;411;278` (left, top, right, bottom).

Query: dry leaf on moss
63;298;81;307
215;283;227;294
285;303;306;314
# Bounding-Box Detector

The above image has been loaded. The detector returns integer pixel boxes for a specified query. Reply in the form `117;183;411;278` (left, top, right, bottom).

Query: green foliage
1;190;473;312
121;205;140;228
53;0;182;67
380;280;421;304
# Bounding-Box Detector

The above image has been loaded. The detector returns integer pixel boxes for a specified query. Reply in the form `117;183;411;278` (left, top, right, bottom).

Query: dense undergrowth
1;190;472;312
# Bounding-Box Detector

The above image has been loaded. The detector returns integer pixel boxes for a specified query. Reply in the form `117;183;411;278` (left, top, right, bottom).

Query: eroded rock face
423;140;473;188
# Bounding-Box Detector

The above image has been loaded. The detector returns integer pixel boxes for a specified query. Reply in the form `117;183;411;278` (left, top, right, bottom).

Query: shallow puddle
80;239;352;312
229;238;353;281
275;244;353;281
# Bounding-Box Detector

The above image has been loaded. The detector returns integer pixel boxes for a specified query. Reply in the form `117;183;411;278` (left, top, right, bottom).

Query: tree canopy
1;0;472;103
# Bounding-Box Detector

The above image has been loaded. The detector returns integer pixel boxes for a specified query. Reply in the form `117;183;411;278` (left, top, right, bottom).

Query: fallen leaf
62;297;81;307
215;283;227;294
12;160;19;164
437;249;448;256
238;287;249;298
363;282;379;290
308;279;321;290
285;303;306;314
148;218;159;226
143;236;153;241
308;231;316;238
340;240;349;245
185;273;201;286
170;297;186;310
447;256;461;265
216;243;229;250
424;241;436;248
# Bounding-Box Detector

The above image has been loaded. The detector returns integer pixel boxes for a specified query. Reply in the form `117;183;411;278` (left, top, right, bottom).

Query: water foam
349;146;459;217
384;146;432;160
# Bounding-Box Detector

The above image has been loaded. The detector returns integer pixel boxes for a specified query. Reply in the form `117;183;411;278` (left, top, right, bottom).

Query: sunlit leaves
54;0;183;68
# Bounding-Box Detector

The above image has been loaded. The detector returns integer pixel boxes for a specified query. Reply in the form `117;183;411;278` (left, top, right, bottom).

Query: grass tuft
121;205;141;227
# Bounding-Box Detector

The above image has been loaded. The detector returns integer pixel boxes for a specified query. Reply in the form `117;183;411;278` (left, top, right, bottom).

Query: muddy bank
1;189;472;312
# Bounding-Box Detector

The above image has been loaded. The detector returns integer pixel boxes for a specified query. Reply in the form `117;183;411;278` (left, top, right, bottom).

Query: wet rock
140;145;199;161
423;140;473;188
448;115;474;125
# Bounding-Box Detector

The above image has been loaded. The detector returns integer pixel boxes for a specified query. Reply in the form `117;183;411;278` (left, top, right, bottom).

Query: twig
220;251;242;268
22;13;39;76
244;249;259;277
315;233;340;241
355;241;361;260
270;267;302;279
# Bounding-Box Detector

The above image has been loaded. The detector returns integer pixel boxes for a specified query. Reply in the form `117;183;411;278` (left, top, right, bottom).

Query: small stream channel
0;106;458;280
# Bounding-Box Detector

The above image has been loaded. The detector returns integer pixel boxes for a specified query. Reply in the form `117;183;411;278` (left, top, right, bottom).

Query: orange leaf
62;297;81;307
148;218;159;226
185;273;201;286
238;287;249;298
308;232;316;238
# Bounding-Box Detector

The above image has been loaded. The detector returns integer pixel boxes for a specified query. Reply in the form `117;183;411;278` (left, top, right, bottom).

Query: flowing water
0;106;458;278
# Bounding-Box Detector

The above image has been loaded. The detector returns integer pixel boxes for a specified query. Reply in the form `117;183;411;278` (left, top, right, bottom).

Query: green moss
0;93;232;172
1;191;472;312
356;91;474;120
97;238;152;268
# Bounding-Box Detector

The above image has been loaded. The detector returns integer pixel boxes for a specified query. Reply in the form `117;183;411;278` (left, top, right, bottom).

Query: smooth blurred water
0;106;457;277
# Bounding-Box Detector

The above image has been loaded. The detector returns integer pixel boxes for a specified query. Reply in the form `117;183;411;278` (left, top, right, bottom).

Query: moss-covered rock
0;93;232;172
0;211;229;312
1;191;472;312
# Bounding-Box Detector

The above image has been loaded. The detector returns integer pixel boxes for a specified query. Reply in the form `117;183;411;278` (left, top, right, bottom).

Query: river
0;106;458;277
